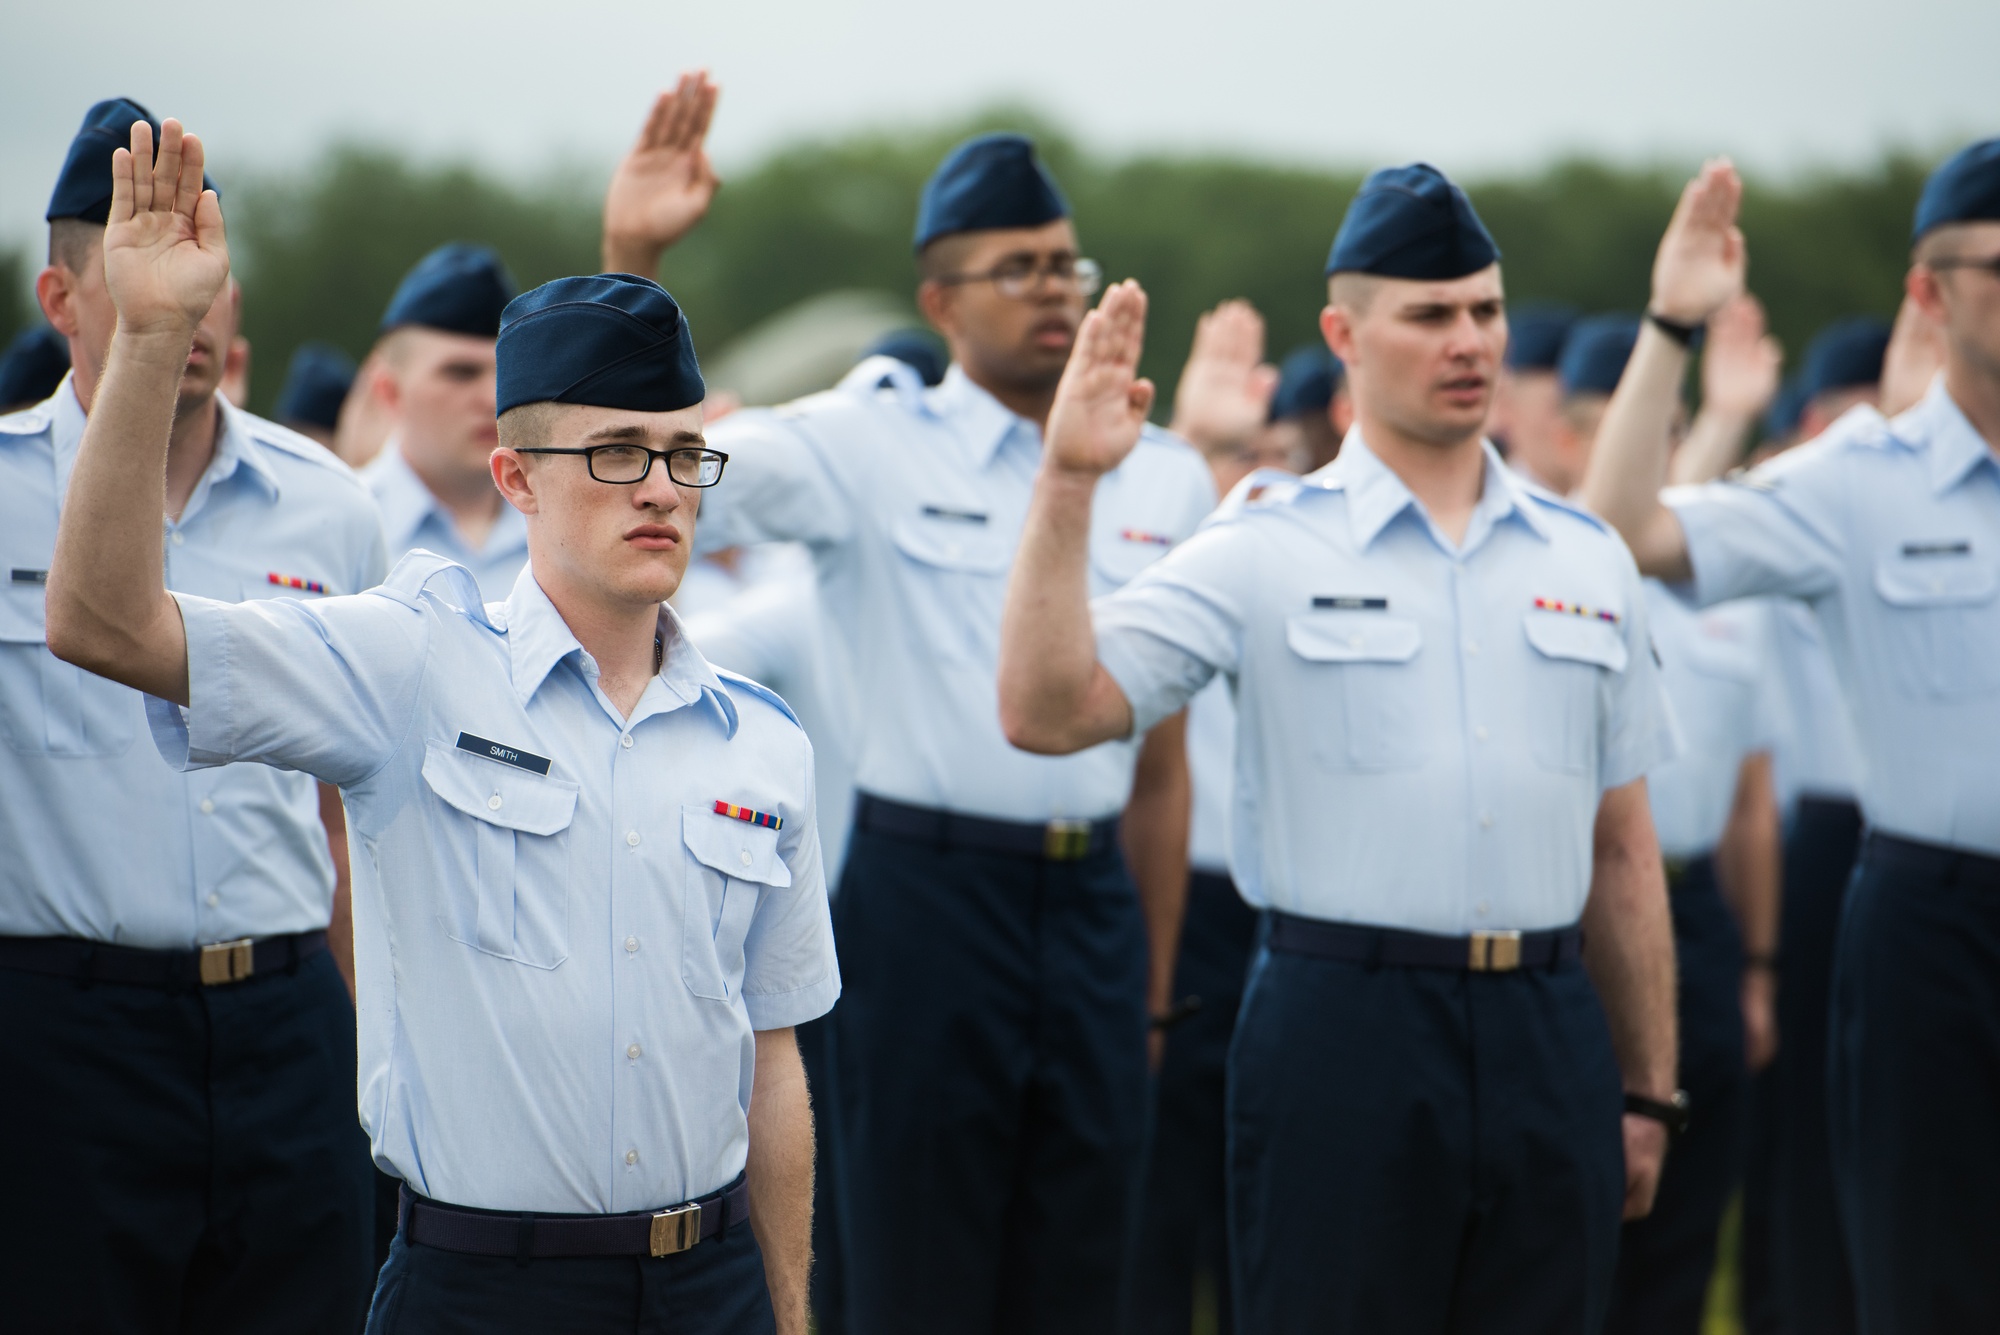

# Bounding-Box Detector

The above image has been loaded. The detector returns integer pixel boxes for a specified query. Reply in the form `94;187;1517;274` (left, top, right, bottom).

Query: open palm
1046;280;1156;477
1651;159;1745;325
1170;299;1278;450
103;118;229;336
603;72;722;257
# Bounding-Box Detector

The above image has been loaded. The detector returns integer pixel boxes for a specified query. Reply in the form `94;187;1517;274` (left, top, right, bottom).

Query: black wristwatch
1645;310;1701;347
1624;1089;1692;1137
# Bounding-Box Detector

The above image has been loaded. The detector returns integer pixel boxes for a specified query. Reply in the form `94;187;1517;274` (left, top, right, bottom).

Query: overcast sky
7;0;1996;254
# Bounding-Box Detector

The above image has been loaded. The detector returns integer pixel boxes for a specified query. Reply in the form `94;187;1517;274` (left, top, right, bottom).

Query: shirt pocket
681;802;792;1002
889;511;1012;576
0;576;139;759
1872;546;2000;700
1522;612;1628;774
1285;612;1427;772
1089;524;1176;587
420;738;579;969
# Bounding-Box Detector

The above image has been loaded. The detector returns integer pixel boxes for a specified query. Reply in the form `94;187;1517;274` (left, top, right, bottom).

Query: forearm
998;466;1133;753
602;236;666;282
1578;324;1695;581
1121;711;1192;1019
46;326;191;703
1581;789;1677;1099
1714;753;1781;960
1669;405;1757;487
746;1027;813;1335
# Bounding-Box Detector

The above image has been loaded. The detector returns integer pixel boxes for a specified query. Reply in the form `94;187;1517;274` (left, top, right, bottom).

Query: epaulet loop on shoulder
1518;481;1611;535
715;667;803;729
374;549;493;626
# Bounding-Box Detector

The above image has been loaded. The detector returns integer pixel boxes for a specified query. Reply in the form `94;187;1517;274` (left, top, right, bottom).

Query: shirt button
199;797;216;814
627;1043;642;1060
627;830;642;847
169;531;185;546
487;793;503;810
1474;726;1489;743
624;1149;639;1166
620;734;633;749
739;849;752;867
1479;813;1494;829
1475;901;1489;915
205;892;220;908
625;935;640;953
1464;640;1480;656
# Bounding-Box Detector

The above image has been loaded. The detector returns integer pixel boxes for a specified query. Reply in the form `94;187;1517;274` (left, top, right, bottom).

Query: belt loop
515;1213;535;1267
398;1186;413;1238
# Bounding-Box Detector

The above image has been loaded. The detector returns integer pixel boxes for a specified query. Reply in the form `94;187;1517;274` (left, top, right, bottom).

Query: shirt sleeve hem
743;971;841;1031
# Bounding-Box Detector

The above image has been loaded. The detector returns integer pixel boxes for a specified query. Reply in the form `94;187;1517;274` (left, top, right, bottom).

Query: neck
1355;407;1487;545
402;443;505;546
534;566;661;719
1944;352;2000;456
963;364;1059;429
77;374;221;522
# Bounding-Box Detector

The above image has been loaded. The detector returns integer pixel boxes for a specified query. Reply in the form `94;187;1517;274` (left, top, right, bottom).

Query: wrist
601;235;668;278
1644;309;1702;347
1623;1088;1691;1137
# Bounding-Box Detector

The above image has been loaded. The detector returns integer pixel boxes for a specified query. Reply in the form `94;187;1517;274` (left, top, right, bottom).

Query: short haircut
1915;221;1982;267
1326;272;1383;316
47;219;102;275
917;232;981;283
496;400;559;454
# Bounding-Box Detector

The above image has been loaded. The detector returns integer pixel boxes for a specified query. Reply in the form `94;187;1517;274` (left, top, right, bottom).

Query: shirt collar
1903;375;2000;497
50;373;280;507
500;563;739;735
1327;431;1547;552
366;444;447;548
933;364;1039;469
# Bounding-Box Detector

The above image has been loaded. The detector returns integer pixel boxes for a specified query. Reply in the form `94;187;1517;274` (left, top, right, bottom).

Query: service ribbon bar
714;800;782;831
1120;529;1174;547
268;572;327;594
1532;597;1620;625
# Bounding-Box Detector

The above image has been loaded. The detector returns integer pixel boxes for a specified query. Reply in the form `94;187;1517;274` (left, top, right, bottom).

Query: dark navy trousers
364;1213;773;1334
1829;832;2000;1335
1770;796;1863;1335
1604;857;1750;1335
1127;870;1259;1335
794;1012;847;1334
832;824;1151;1335
0;947;375;1334
1227;934;1626;1335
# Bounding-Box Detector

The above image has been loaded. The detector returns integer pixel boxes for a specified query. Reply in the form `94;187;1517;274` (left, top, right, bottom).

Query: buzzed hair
1915;222;1980;267
917;232;981;283
47;219;102;275
496;400;560;454
1326;271;1383;316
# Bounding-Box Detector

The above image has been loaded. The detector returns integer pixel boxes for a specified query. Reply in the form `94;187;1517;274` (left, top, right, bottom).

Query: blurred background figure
1491;301;1576;469
1263;342;1346;475
0;323;70;413
273;340;357;449
1794;317;1891;441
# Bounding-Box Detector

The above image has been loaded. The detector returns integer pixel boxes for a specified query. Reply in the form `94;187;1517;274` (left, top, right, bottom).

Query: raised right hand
1044;280;1155;479
1650;159;1745;326
103;119;229;338
603;72;722;270
1700;294;1782;421
1168;299;1278;453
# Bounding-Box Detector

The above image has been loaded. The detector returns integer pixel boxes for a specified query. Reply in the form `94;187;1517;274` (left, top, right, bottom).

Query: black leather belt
0;930;328;988
1266;910;1582;973
854;793;1119;862
400;1176;751;1260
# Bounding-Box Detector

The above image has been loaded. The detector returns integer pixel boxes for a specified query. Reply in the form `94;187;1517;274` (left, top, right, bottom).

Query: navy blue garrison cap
1913;138;2000;243
275;342;357;430
1558;314;1641;397
1269;345;1343;422
1765;375;1807;441
914;133;1070;253
1800;317;1891;401
495;273;704;417
1505;303;1578;372
864;328;948;387
1326;163;1499;280
0;326;71;407
48;97;220;224
380;243;516;338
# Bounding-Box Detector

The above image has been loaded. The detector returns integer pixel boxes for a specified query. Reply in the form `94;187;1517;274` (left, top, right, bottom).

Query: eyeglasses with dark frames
1926;254;2000;279
935;255;1103;300
515;444;729;487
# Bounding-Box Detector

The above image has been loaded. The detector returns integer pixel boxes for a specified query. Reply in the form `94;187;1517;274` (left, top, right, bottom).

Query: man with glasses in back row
605;123;1216;1332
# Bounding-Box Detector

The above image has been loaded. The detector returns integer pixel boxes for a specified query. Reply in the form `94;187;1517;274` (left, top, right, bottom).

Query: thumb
1130;378;1156;420
195;190;228;254
1249;364;1280;406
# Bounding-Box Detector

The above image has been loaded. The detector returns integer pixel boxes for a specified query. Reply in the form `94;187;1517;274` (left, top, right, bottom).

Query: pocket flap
0;584;47;644
1285;612;1422;663
682;802;792;887
1874;549;1997;607
422;738;578;835
1524;612;1629;672
890;514;1011;574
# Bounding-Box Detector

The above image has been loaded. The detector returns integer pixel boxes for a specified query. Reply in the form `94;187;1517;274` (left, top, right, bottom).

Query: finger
1130;378;1157;420
154;119;185;216
129;120;156;213
108;146;136;226
195;189;227;257
664;72;701;150
692;75;719;144
638;90;674;151
175;130;207;222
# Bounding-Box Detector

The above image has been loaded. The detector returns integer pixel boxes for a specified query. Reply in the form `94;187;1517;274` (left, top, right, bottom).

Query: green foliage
0;247;31;348
224;113;1933;419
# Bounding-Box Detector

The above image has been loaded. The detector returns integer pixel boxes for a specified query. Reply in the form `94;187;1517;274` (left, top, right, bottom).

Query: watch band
1624;1089;1692;1137
1645;310;1701;347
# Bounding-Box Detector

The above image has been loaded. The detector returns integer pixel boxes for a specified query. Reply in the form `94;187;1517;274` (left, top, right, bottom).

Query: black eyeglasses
935;255;1103;300
515;444;729;486
1927;254;2000;278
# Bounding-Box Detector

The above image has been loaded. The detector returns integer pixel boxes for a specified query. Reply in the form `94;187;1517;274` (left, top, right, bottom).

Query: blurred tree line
1;111;1932;419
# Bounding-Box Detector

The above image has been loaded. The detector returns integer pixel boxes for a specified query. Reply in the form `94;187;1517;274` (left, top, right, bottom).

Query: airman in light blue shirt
364;442;527;600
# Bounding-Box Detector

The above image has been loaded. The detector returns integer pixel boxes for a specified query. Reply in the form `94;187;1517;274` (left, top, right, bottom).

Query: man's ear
917;279;956;339
490;447;539;516
1320;305;1358;366
370;360;402;415
35;266;80;340
1905;264;1948;324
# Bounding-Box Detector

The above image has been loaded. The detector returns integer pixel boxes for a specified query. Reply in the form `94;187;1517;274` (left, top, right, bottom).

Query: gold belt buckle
649;1202;702;1257
1043;819;1092;861
198;938;255;986
1467;930;1523;972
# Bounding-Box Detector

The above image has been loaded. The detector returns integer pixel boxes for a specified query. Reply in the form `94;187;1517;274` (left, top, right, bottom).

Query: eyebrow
577;425;708;448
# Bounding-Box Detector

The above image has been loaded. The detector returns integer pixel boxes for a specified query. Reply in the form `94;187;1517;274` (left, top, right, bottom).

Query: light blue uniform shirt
1667;382;2000;856
1094;437;1679;934
684;550;859;885
702;363;1215;823
365;443;529;601
150;555;840;1213
1186;677;1236;876
1642;585;1780;859
1767;599;1863;812
0;378;386;947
